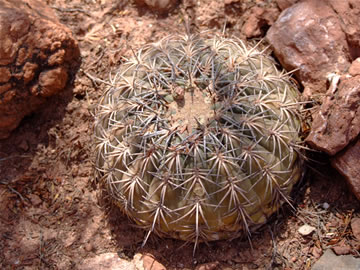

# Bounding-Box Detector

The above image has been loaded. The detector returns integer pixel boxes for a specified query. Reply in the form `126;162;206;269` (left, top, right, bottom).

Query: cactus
94;33;304;250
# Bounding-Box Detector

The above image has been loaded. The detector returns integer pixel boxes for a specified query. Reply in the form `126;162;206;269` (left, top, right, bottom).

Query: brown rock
84;242;94;252
275;0;299;10
351;217;360;241
326;0;360;60
18;139;29;151
38;67;68;97
0;114;18;130
16;47;28;66
0;83;11;95
332;244;352;255
306;76;360;155
0;0;80;139
28;194;42;206
0;67;11;83
48;49;66;66
242;7;280;38
331;139;360;200
311;246;323;259
3;90;15;103
23;62;38;84
266;1;351;98
242;7;264;38
349;58;360;76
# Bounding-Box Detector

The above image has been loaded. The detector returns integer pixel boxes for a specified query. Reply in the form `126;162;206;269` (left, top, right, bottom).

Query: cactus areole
94;33;304;247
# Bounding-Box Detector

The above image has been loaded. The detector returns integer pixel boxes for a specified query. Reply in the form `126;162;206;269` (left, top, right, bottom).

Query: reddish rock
28;194;42;206
23;62;38;84
242;6;280;38
349;58;360;76
271;0;360;197
351;217;360;241
275;0;300;10
38;67;68;97
266;1;351;98
331;139;360;200
326;0;360;60
0;67;11;83
332;244;352;255
0;0;80;139
311;246;323;259
306;76;360;155
0;83;11;95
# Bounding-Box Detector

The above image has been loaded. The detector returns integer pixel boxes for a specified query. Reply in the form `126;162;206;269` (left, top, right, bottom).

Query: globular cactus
94;33;304;250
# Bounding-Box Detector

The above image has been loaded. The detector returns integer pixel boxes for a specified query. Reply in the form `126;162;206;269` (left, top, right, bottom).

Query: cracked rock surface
306;75;360;156
266;0;360;98
0;0;80;139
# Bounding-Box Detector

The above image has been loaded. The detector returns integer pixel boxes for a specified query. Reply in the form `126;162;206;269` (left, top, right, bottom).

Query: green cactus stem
94;33;304;251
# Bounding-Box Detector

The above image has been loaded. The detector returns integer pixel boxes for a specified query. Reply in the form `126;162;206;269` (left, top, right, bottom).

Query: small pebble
312;246;323;259
332;244;352;255
18;139;29;151
322;202;330;209
84;243;93;252
28;194;42;207
298;224;316;236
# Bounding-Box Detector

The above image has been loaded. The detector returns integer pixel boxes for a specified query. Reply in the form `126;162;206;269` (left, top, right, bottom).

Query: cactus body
94;33;303;246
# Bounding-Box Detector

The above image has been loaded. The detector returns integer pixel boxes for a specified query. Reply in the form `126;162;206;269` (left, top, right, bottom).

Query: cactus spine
94;33;304;250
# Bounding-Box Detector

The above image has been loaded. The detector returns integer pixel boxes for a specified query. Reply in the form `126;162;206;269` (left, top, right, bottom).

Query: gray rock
312;249;360;270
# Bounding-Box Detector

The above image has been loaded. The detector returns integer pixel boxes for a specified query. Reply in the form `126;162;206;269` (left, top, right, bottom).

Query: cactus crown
94;33;303;251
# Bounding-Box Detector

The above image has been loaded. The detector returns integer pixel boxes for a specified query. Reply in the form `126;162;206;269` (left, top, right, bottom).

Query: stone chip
306;75;360;155
332;140;360;200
